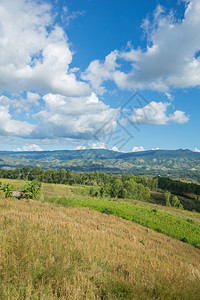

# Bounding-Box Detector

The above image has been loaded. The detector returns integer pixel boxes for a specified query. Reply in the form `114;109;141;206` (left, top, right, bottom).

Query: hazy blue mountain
0;149;199;180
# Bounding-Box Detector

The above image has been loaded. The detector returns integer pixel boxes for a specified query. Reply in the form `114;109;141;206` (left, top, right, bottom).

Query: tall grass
41;196;200;249
0;199;200;299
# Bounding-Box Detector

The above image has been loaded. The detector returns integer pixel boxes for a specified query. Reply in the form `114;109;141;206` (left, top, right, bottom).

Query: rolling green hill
0;149;200;181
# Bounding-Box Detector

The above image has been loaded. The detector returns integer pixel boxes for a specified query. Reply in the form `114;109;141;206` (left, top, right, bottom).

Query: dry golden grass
40;183;73;201
0;198;200;299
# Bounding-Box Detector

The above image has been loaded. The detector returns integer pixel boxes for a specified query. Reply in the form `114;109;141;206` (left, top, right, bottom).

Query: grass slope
1;178;200;249
0;198;200;299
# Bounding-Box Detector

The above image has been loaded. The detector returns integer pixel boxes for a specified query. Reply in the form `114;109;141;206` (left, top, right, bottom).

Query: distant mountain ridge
0;149;200;181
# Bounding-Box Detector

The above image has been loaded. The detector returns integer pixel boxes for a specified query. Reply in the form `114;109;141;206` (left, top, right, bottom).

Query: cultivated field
0;198;200;299
0;178;200;299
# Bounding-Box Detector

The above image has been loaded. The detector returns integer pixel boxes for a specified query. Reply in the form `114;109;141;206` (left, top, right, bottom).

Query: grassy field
1;178;200;249
0;198;200;299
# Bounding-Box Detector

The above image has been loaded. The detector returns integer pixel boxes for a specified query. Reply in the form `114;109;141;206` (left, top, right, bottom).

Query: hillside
0;149;200;181
0;197;200;299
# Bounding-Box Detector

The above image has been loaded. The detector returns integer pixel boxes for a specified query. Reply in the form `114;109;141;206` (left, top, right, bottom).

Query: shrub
101;207;114;215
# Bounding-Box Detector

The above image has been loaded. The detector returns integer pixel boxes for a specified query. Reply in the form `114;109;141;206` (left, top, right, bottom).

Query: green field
0;178;200;299
1;178;200;249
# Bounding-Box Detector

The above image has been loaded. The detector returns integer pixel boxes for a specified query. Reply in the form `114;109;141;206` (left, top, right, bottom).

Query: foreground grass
0;198;200;299
44;196;200;249
1;179;200;249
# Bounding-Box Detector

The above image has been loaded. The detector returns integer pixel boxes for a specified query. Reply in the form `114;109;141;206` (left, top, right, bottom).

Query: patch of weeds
180;237;188;243
155;227;162;233
46;197;72;207
191;240;200;249
108;280;134;300
5;216;14;225
101;207;114;215
186;218;194;224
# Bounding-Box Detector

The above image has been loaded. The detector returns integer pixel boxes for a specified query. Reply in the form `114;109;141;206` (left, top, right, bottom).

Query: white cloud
64;8;85;26
83;0;200;93
82;50;119;94
112;146;120;152
152;147;160;150
33;93;117;140
0;0;89;97
9;92;41;114
165;93;174;101
0;91;118;141
194;147;200;152
132;101;189;125
132;146;145;152
0;96;34;137
27;92;40;106
91;142;107;149
14;144;43;152
0;0;192;147
75;145;86;150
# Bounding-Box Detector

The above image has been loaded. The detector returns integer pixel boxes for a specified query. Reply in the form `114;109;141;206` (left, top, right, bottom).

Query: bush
101;207;114;215
22;181;41;199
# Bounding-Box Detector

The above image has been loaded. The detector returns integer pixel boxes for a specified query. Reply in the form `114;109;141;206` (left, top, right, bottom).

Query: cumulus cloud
75;145;86;150
0;0;191;147
112;146;120;152
0;0;89;96
10;92;41;114
83;0;200;93
131;101;189;125
194;147;200;152
0;96;34;137
91;142;107;149
82;51;119;94
0;91;117;141
14;144;43;152
132;146;145;152
33;93;117;140
152;147;160;150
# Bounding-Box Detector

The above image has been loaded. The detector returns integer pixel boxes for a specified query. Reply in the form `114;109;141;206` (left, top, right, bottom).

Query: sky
0;0;200;152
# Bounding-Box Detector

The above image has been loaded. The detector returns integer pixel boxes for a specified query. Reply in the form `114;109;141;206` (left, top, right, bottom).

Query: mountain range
0;149;200;181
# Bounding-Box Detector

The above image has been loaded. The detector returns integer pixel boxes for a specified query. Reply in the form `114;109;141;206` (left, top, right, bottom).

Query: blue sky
0;0;199;152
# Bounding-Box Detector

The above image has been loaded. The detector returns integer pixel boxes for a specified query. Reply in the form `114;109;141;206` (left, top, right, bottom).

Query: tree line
158;177;200;196
0;167;152;201
0;167;150;187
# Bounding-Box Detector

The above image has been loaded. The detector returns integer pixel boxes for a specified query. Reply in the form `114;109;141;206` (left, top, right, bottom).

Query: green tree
66;169;71;184
60;169;67;184
100;187;104;197
110;179;123;198
23;181;41;199
124;179;137;199
1;183;13;198
171;196;182;208
164;191;171;206
120;188;127;199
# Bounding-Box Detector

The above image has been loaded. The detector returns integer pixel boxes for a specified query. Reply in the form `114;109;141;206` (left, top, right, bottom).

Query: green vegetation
158;176;200;195
0;197;200;299
1;165;200;212
22;181;41;199
164;191;171;207
0;148;200;181
1;177;200;249
0;183;13;198
0;177;200;299
46;196;200;249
